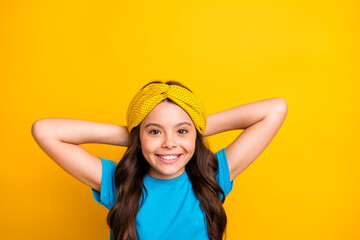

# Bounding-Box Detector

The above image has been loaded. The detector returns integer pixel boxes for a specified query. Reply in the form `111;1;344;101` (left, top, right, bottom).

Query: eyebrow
144;122;192;129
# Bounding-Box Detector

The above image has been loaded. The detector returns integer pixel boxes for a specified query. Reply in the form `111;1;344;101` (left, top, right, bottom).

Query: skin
139;101;197;179
31;97;287;191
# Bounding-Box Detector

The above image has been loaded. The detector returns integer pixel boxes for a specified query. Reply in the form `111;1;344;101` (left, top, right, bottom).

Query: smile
155;154;182;164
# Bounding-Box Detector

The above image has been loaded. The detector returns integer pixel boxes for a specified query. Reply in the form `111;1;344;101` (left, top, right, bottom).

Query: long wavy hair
107;80;228;240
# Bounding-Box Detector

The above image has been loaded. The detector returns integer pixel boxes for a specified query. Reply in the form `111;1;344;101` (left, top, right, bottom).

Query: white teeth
158;154;180;160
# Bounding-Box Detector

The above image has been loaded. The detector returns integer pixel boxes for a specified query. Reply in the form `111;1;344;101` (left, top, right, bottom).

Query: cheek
140;141;156;163
140;136;161;153
183;136;197;151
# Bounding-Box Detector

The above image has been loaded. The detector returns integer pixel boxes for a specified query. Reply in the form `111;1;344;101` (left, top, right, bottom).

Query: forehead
141;101;194;126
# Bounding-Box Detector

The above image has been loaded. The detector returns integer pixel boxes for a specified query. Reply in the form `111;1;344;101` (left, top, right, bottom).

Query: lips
156;154;182;156
155;154;182;164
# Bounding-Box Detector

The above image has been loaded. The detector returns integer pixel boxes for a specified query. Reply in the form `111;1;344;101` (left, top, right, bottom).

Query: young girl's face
139;100;197;179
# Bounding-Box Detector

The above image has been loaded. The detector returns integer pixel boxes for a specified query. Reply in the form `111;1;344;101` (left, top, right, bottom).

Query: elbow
273;97;288;115
31;120;41;139
31;119;48;140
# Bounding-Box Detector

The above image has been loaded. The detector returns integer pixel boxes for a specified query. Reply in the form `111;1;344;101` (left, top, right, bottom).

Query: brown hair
107;80;228;240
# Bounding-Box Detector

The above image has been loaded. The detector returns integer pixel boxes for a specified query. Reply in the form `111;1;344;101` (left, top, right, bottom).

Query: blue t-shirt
91;148;233;240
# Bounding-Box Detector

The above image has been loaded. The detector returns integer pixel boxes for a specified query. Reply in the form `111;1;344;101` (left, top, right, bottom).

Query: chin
153;167;185;179
160;167;182;175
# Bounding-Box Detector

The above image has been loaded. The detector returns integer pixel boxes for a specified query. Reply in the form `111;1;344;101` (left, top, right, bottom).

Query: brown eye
149;130;160;135
178;129;188;134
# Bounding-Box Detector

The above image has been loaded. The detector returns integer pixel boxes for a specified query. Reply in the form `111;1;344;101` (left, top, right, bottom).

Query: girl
31;80;287;240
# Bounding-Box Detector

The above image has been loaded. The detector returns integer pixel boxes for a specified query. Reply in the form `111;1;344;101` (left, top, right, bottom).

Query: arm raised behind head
31;118;130;192
205;97;288;181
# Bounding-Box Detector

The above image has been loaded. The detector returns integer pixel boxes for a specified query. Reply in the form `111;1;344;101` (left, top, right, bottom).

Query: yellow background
1;0;359;239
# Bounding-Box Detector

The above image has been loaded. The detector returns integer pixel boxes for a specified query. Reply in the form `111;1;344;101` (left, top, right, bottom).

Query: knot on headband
126;83;207;135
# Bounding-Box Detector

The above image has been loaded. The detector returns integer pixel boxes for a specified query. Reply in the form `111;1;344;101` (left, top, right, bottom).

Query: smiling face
139;100;197;179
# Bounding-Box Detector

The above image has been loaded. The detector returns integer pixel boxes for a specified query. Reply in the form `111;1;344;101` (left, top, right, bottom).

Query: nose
162;132;177;148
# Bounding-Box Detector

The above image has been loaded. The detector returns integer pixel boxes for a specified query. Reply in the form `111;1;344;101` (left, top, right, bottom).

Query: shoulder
91;157;118;210
214;148;234;198
100;157;117;170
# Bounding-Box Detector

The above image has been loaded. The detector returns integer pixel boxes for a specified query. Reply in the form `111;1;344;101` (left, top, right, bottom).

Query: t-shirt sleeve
91;157;118;210
215;148;234;199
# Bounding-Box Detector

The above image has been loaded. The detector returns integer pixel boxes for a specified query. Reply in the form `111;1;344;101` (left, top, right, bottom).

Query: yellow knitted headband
126;83;207;135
